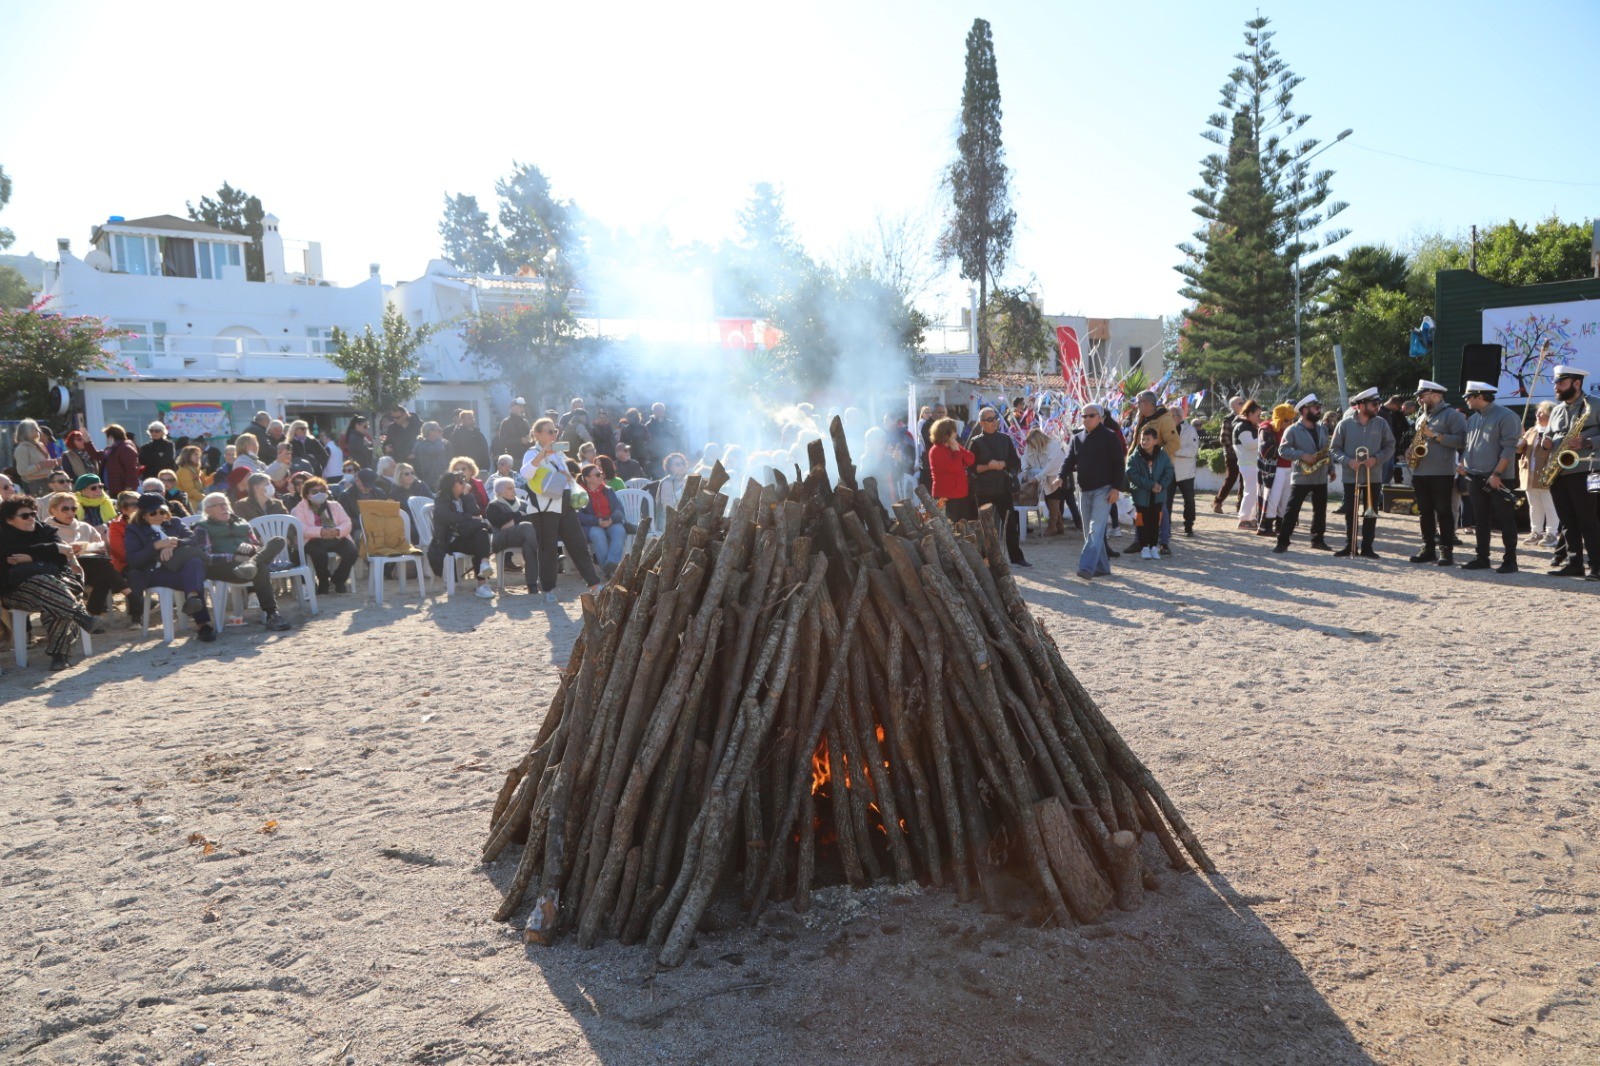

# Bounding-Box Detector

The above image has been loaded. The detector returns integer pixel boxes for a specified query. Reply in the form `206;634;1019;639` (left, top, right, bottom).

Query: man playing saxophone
1272;394;1336;554
1408;379;1467;566
1330;387;1395;559
1542;365;1600;580
1457;380;1523;574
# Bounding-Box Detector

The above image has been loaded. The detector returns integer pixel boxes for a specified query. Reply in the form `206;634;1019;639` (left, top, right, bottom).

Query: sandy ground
2;501;1597;1065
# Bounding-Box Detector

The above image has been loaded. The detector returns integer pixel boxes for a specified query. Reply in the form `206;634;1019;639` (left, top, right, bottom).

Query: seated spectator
0;495;101;669
74;474;117;527
290;477;358;595
430;471;494;599
44;471;75;497
335;459;361;492
105;491;142;577
486;476;539;590
265;442;297;490
283;470;314;511
413;422;451;487
0;473;13;501
692;443;721;477
42;490;126;627
234;472;289;524
123;492;217;642
154;470;191;515
141;477;190;517
231;432;264;474
577;464;627;578
614;443;645;482
450;457;490;510
374;455;399;495
337;468;391;532
392;462;432;504
656;453;688;532
493;454;526;495
576;441;599;467
175;446;207;509
597;455;625;491
61;430;102;482
194;492;292;631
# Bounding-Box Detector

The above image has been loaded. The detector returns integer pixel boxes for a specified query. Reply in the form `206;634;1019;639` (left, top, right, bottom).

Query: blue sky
2;0;1596;322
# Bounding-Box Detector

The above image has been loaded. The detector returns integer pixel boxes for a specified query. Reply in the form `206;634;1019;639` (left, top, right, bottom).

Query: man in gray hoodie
1329;388;1395;559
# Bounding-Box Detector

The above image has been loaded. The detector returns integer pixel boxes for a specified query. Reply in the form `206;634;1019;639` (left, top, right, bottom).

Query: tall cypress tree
939;18;1014;377
1176;16;1346;385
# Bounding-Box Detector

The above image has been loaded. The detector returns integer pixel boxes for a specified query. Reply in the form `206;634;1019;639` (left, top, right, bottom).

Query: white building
41;214;489;442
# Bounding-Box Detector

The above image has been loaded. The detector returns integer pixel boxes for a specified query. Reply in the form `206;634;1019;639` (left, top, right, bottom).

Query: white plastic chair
624;478;651;490
248;514;319;616
138;587;178;643
10;609;92;668
412;501;474;595
616;488;653;533
369;511;429;605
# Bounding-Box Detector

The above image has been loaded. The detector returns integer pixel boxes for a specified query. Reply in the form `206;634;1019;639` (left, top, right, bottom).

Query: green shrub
1197;447;1227;474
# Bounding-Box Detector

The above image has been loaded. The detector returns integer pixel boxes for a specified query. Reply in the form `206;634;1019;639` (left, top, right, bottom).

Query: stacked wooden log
484;419;1212;966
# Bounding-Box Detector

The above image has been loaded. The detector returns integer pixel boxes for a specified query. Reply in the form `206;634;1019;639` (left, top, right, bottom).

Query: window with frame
111;234;161;275
306;327;339;355
197;240;244;280
114;320;169;364
1128;346;1144;367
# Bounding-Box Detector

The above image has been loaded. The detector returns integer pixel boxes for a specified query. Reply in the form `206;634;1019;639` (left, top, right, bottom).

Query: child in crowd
1126;425;1175;561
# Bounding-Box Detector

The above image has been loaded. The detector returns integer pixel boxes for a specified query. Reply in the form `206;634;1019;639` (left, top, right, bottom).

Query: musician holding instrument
1457;380;1523;574
1407;379;1467;566
1329;388;1395;559
1542;365;1600;580
1271;394;1337;554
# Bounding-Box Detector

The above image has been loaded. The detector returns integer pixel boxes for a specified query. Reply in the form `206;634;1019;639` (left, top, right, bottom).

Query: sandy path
2;505;1596;1064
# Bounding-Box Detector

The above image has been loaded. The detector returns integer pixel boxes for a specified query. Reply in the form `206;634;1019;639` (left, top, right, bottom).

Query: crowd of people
4;369;1596;673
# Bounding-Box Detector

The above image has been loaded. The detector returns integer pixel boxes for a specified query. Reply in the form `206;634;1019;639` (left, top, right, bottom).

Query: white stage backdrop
1481;300;1600;401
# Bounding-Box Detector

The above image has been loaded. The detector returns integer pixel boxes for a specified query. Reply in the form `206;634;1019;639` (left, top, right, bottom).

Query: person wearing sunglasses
577;464;627;579
1062;405;1127;581
41;491;126;626
0;494;101;670
73;473;117;527
969;406;1031;568
123;492;217;642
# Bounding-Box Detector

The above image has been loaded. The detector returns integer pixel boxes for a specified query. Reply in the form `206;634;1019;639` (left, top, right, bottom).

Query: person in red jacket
99;424;143;494
927;416;977;521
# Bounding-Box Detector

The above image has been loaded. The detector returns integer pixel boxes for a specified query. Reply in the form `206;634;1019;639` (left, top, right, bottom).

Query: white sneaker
474;583;495;599
543;591;558;603
1138;547;1151;559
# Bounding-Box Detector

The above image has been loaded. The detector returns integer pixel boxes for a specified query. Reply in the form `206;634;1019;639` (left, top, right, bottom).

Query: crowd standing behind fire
3;371;1598;674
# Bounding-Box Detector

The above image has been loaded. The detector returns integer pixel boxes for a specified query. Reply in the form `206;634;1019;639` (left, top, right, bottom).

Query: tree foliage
938;18;1015;376
438;163;585;292
0;266;30;309
985;285;1053;374
0;298;128;420
1176;15;1347;384
0;164;13;251
327;305;436;420
186;182;266;281
459;292;589;408
439;193;503;274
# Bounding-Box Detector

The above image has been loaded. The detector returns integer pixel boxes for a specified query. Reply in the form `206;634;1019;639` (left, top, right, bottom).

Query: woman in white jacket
1022;429;1074;535
1170;411;1200;537
520;418;601;601
1232;401;1263;530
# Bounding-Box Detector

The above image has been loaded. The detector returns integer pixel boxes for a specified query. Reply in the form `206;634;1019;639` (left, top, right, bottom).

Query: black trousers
1343;480;1382;549
1216;451;1240;507
306;537;358;585
1549;471;1600;569
530;509;600;591
1168;477;1196;533
1135;504;1162;548
974;492;1025;563
1464;477;1517;562
1412;474;1455;549
1275;483;1327;546
78;555;128;615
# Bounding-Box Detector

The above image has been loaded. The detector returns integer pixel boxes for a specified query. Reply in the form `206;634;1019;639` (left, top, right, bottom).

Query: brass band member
1457;380;1523;573
1542;365;1600;580
1271;394;1336;554
1329;388;1395;558
1408;379;1467;566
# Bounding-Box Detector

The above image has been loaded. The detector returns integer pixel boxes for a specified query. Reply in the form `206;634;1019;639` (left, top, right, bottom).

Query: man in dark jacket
336;469;391;530
380;406;421;464
444;409;491;470
968;406;1029;567
138;423;177;478
236;412;273;448
1062;405;1126;580
495;398;531;461
590;407;618;459
645;403;685;460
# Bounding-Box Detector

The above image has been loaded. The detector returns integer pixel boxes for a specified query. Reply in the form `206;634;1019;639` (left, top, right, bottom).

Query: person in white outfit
1231;400;1263;529
1517;402;1562;547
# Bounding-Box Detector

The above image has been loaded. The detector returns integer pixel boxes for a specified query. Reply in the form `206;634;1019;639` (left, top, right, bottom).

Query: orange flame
811;739;831;795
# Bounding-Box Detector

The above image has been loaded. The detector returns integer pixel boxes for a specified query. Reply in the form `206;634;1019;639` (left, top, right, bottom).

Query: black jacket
292;436;329;474
494;414;531;459
968;430;1021;497
1063;424;1128;493
138;439;177;477
444;424;491;469
0;520;72;587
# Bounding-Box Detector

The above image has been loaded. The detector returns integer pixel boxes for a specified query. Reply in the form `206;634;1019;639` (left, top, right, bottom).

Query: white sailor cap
1294;393;1320;411
1350;387;1381;403
1463;380;1498;395
1552;365;1590;379
1415;379;1447;394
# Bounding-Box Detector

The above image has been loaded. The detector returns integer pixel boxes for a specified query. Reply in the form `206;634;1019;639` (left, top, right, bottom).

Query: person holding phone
520;418;601;601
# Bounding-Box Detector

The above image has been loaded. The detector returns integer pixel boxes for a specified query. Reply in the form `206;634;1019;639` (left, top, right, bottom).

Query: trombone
1353;447;1380;559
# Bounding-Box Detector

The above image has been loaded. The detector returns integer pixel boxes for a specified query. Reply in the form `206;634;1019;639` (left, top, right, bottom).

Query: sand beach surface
3;504;1597;1064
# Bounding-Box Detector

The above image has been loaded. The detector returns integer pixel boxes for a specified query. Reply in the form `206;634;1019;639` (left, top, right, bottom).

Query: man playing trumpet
1407;379;1467;566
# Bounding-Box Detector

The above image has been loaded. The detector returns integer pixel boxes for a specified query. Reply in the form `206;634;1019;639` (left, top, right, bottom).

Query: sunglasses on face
15;511;38;520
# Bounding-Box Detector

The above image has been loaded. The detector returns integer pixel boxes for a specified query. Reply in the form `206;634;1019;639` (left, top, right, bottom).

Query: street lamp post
1292;127;1353;391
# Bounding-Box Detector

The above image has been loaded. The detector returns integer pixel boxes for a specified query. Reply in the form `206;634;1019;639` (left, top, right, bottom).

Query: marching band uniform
1329;387;1394;558
1408;379;1467;566
1543;365;1600;580
1272;394;1335;554
1458;381;1523;573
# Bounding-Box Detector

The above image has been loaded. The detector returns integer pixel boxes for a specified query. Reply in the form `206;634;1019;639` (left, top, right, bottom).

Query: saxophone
1295;424;1331;475
1539;397;1593;488
1408;410;1432;462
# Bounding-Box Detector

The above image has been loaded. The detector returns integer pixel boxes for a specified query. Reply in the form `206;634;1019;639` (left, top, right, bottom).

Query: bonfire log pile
484;419;1212;966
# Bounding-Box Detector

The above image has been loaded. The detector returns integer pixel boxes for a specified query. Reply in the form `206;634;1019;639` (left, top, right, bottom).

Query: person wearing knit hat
73;472;117;528
1213;396;1247;514
1273;395;1336;555
123;491;219;642
1407;378;1467;566
1258;403;1299;537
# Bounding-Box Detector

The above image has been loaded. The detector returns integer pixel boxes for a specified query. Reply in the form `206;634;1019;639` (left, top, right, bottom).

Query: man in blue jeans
1062;405;1127;580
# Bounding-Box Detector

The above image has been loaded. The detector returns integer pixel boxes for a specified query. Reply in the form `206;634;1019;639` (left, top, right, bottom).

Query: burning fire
811;740;830;794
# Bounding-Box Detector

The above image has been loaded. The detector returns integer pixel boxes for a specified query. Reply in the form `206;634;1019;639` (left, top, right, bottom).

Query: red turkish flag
719;319;755;349
1057;326;1085;399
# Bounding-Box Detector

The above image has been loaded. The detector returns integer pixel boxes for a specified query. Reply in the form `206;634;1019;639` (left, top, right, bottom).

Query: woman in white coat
1232;401;1263;530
